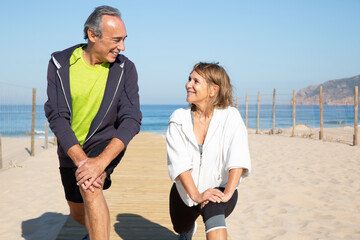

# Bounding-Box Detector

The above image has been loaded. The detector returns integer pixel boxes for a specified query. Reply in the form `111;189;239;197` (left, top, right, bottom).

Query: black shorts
59;140;124;203
169;183;238;234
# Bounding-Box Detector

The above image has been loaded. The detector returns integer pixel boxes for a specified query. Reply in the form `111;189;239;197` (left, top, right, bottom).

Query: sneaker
82;234;89;240
178;222;197;240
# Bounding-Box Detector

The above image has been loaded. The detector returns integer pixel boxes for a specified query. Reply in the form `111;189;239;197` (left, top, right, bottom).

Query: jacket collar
52;44;126;69
170;107;224;149
52;44;84;69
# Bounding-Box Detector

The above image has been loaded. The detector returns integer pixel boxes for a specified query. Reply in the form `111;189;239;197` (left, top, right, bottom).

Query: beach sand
227;134;360;240
0;139;69;240
0;137;51;170
0;130;359;239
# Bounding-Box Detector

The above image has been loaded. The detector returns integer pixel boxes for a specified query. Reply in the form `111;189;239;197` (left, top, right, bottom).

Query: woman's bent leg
169;184;200;234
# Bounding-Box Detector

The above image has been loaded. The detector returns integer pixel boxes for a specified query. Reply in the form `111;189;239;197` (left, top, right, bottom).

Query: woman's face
185;71;212;106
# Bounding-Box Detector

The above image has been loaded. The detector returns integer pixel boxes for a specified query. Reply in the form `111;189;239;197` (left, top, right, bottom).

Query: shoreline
1;125;358;172
247;124;357;145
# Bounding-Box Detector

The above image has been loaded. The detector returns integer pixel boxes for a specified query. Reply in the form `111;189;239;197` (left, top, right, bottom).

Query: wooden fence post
292;89;295;137
54;136;58;146
319;86;323;140
31;88;36;157
272;88;276;134
354;86;358;146
245;93;248;128
256;91;260;134
0;134;2;169
45;122;48;149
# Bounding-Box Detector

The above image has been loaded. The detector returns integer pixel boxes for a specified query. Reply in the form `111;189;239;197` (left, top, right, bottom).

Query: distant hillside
296;75;360;105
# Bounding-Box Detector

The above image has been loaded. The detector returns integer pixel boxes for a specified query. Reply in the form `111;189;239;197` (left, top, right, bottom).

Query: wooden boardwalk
56;132;207;240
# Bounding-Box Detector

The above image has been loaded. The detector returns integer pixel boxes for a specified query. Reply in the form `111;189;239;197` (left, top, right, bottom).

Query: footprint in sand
313;213;336;220
256;191;275;199
330;178;340;184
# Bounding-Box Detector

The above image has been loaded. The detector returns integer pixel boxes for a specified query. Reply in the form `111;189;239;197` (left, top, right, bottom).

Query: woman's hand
193;188;224;207
221;168;243;203
200;190;234;208
221;192;233;203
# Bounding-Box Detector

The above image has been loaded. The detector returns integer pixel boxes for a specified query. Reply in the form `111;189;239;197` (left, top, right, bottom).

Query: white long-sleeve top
166;106;251;207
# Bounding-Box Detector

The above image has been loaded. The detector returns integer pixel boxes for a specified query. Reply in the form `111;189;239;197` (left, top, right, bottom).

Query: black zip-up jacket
44;44;142;167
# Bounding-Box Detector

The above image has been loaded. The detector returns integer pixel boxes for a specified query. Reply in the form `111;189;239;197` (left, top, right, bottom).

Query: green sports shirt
69;46;109;145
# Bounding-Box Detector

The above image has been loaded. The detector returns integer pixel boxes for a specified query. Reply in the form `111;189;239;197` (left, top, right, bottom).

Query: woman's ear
210;84;220;97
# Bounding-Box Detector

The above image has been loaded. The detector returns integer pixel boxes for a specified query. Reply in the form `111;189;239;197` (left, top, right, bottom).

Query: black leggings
169;183;238;234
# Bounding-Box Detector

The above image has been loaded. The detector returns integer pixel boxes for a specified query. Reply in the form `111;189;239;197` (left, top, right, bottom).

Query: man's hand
80;173;106;193
76;157;106;191
92;172;106;189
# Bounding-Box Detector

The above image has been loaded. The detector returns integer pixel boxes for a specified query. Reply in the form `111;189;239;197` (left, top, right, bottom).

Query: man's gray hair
83;5;121;40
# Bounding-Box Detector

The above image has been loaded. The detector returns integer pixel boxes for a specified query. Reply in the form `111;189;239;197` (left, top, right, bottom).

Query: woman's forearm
178;170;201;202
223;168;243;199
178;170;225;204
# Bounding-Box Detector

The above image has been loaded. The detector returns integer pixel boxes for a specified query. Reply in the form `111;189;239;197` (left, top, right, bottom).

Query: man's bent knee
80;184;104;204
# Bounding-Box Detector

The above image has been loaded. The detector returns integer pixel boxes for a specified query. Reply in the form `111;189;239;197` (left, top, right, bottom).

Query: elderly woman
166;62;251;240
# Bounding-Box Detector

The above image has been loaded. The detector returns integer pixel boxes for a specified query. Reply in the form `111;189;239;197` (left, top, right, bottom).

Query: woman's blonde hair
190;62;233;113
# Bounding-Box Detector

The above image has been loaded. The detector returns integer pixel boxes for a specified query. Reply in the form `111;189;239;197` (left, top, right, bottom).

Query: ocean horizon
0;104;357;138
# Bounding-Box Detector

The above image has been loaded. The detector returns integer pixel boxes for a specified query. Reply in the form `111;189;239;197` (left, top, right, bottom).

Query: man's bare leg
80;187;110;240
68;201;85;225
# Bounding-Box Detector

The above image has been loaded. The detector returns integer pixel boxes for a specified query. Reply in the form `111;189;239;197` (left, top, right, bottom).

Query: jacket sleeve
44;58;79;152
224;109;251;178
166;121;192;182
113;61;142;146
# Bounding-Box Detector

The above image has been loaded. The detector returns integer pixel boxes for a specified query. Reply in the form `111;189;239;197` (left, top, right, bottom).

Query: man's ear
87;29;98;43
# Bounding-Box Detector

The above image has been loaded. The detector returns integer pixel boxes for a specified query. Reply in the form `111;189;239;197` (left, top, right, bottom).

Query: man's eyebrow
112;36;127;40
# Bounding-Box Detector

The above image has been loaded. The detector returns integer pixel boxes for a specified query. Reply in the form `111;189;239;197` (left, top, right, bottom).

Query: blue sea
0;104;357;137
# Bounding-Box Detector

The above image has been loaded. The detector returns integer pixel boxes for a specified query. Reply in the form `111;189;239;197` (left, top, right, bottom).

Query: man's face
91;15;127;64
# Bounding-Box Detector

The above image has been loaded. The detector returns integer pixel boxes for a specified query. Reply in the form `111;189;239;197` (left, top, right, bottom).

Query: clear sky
0;0;359;105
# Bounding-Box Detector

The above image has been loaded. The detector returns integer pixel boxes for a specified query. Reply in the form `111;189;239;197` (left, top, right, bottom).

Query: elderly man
45;5;141;240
